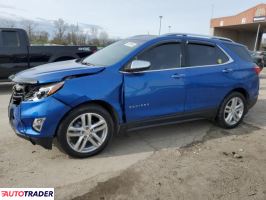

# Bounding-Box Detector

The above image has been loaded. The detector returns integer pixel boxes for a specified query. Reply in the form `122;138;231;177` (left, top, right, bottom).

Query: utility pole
168;25;172;33
254;23;261;51
158;16;163;35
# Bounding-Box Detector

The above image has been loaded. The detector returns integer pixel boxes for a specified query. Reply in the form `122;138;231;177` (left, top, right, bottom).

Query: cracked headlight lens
25;82;64;101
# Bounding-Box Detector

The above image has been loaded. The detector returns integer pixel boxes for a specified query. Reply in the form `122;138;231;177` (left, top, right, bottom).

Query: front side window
186;43;229;67
1;31;20;47
136;43;181;70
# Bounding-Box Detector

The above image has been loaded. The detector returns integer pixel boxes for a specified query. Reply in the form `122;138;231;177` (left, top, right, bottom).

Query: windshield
82;39;145;66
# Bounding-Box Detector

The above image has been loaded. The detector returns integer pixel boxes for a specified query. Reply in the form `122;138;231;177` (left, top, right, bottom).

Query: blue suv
9;34;260;157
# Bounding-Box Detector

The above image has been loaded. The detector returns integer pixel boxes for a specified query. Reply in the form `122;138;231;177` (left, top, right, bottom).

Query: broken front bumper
8;95;71;149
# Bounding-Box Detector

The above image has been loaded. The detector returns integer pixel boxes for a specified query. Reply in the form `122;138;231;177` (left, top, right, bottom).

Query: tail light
254;65;262;75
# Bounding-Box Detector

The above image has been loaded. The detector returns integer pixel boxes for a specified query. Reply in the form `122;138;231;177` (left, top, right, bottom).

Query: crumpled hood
10;60;105;84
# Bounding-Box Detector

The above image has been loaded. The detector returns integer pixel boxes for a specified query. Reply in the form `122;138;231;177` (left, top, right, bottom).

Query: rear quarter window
1;31;20;47
186;43;229;67
224;43;253;62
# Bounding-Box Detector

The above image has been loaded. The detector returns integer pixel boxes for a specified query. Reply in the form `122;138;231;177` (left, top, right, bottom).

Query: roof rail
162;33;234;42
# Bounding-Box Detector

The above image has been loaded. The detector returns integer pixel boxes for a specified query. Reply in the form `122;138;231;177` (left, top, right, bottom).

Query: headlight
25;82;64;101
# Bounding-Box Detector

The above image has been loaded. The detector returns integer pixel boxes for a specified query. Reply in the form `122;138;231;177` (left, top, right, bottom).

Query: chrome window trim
163;33;234;43
120;45;234;74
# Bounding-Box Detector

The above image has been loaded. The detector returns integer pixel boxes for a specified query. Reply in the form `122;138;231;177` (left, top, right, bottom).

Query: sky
0;0;265;38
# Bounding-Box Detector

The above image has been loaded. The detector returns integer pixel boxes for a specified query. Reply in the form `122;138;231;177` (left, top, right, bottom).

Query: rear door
182;40;236;113
123;41;187;122
0;30;28;79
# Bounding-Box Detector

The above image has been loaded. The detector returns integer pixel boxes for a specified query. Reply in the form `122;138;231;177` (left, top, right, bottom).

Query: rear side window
136;43;181;70
224;43;252;62
186;43;229;67
1;31;20;47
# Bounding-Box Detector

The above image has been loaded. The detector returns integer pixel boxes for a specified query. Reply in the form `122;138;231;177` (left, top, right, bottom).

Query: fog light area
32;118;46;132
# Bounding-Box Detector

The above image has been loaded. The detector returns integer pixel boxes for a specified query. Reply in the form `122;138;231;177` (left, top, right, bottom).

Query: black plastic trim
15;132;53;149
120;108;217;133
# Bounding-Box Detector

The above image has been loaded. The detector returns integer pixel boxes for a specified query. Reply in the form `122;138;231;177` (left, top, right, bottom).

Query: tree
66;24;88;45
66;24;80;45
21;20;36;42
31;31;49;44
53;18;68;44
98;31;109;47
76;32;88;45
89;26;99;39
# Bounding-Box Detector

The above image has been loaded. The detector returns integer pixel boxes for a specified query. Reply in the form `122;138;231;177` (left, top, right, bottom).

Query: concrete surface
0;72;265;200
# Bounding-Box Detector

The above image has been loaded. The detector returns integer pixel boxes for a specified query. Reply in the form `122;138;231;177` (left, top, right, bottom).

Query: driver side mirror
127;60;151;72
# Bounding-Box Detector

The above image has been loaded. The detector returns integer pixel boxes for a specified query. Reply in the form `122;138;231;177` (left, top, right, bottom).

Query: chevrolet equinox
9;34;260;157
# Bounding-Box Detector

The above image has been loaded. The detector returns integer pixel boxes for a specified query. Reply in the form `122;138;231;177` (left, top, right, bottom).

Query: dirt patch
73;169;141;200
74;126;266;200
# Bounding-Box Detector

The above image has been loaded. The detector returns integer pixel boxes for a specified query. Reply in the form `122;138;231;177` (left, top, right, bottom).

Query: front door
123;42;187;122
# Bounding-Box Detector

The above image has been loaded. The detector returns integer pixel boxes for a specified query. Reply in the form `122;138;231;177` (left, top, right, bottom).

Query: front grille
12;84;26;105
11;84;37;105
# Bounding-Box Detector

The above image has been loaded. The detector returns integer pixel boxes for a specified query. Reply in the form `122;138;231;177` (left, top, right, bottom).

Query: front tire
216;92;246;129
57;104;114;158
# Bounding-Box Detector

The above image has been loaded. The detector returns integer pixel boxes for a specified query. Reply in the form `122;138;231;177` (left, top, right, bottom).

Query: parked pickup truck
0;28;97;81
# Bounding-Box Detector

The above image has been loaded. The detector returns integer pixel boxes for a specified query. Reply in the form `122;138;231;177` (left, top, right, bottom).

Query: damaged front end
8;60;109;150
8;82;67;149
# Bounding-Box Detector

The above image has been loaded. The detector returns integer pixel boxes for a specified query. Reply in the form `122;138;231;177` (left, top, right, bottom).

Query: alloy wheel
66;113;108;153
224;97;244;126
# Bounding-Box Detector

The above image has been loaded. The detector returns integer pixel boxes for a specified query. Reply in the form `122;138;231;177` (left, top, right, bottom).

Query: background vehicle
9;34;260;158
250;51;264;70
260;51;266;65
0;28;97;81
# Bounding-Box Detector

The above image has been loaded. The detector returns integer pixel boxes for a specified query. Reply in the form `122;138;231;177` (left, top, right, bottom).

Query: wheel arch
88;100;120;130
55;100;121;137
227;87;249;101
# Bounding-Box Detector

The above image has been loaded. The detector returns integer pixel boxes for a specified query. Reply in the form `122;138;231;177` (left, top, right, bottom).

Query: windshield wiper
78;57;94;66
81;61;95;66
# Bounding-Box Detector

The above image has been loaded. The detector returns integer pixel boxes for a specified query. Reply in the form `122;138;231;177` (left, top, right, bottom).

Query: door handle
222;68;233;73
171;73;185;79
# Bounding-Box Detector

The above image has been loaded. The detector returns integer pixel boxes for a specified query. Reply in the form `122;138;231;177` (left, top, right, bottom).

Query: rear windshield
82;39;145;66
224;43;253;62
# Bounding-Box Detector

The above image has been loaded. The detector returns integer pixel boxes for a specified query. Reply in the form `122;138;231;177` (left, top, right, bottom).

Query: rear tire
216;92;246;129
57;104;114;158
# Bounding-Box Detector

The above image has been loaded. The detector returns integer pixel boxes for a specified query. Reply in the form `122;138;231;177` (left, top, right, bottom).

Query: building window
255;8;266;17
220;21;224;26
241;18;246;24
